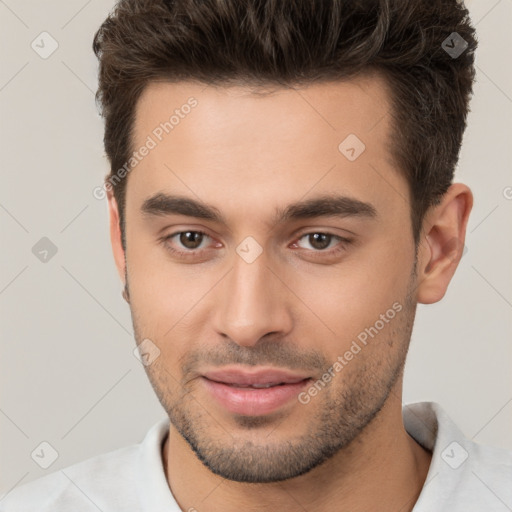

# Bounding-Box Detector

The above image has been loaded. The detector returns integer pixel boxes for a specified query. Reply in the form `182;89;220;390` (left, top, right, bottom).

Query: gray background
1;0;511;495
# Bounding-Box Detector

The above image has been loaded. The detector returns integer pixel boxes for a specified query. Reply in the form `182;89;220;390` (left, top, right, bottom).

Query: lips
202;368;310;387
201;367;312;415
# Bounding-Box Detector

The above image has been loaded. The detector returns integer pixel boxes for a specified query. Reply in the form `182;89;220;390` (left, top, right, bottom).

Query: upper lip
202;367;311;386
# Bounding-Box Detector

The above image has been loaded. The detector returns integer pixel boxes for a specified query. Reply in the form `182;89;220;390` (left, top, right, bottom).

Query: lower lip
201;377;311;416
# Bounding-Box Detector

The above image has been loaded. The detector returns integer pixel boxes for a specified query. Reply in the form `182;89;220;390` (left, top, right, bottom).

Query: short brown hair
93;0;477;249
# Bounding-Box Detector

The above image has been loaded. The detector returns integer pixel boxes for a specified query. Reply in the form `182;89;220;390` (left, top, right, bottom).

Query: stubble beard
128;268;418;483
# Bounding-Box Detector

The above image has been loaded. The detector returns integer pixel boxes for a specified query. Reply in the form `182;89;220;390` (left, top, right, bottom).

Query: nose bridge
212;250;292;346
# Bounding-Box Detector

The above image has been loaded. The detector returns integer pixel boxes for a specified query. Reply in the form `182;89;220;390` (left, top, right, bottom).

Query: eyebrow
140;192;378;226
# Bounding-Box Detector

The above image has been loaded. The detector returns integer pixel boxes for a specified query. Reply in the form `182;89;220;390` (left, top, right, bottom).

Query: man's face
118;76;419;482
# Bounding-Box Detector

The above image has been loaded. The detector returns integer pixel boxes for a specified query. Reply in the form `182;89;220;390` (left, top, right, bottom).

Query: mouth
200;367;312;416
210;381;306;388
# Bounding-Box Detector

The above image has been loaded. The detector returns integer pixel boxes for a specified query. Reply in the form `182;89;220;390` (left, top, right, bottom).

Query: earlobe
416;183;473;305
107;189;127;286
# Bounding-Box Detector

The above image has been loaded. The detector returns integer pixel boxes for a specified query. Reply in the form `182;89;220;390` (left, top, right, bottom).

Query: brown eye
297;233;337;251
160;230;222;261
292;232;352;259
307;233;332;250
178;231;205;249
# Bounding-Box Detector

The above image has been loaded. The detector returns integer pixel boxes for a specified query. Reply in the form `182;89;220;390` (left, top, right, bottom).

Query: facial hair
128;266;418;483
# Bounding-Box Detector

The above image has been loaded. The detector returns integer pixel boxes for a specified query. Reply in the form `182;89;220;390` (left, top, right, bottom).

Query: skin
107;75;472;511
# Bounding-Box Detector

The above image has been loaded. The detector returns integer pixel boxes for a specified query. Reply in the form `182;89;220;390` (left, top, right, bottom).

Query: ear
416;183;473;304
107;188;127;285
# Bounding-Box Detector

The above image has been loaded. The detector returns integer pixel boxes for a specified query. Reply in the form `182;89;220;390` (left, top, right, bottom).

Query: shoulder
405;401;512;511
432;437;512;511
466;440;512;493
0;418;171;512
0;443;141;512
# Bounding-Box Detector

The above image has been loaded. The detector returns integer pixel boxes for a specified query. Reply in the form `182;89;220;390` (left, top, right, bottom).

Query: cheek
127;245;221;340
288;248;411;348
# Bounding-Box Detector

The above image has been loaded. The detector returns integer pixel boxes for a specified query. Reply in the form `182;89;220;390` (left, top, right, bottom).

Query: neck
162;385;432;512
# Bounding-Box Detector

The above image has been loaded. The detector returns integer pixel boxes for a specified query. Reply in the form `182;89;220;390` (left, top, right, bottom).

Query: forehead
132;75;392;153
126;76;407;228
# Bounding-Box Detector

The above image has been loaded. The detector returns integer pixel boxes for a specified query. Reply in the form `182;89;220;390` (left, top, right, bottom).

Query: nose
212;251;293;347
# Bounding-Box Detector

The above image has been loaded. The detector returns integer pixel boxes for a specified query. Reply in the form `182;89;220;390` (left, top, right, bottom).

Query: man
2;0;511;510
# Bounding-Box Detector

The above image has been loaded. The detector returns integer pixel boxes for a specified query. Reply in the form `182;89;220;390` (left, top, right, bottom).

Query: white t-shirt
1;402;511;511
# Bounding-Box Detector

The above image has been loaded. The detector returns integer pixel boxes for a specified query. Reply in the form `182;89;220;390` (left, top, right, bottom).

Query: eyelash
159;230;352;260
